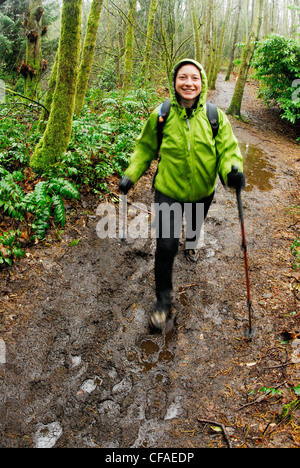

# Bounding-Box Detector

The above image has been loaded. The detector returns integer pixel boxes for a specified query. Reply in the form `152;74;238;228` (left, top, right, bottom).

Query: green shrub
291;237;300;271
0;167;79;242
0;230;25;266
252;34;300;125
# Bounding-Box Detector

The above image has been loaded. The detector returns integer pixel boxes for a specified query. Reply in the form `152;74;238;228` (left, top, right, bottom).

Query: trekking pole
232;166;254;340
119;193;127;242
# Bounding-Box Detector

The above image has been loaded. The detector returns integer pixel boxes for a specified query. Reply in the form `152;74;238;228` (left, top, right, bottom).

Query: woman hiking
119;59;245;332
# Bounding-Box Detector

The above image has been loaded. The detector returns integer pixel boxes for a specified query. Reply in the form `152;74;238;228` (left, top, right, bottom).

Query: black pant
154;190;214;311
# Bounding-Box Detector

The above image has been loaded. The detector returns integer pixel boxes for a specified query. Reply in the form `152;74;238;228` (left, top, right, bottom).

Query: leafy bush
291;237;300;271
0;230;25;266
59;88;159;193
0;167;79;242
24;178;80;239
0;117;30;170
252;34;300;125
0;85;160;265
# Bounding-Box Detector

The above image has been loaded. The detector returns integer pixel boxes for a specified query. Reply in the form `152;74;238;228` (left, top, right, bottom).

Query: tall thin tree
227;0;264;118
142;0;158;81
75;0;104;115
31;0;83;173
19;0;45;99
123;0;137;88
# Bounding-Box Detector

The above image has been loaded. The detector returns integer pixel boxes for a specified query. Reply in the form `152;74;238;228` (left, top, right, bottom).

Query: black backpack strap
206;102;219;138
153;99;171;188
157;98;171;150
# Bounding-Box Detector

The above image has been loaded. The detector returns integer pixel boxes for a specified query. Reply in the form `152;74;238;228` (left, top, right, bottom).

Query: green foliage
24;178;79;239
0;116;30;170
0;167;25;219
96;58;119;91
0;167;79;244
280;399;300;421
291;237;300;271
252;34;300;125
0;85;159;266
0;230;25;266
59;87;159;193
260;386;282;397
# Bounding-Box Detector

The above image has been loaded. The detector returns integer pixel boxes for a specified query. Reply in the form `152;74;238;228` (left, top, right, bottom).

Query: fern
52;194;66;227
48;177;80;199
34;181;48;206
0;171;80;242
0;169;25;220
0;230;25;267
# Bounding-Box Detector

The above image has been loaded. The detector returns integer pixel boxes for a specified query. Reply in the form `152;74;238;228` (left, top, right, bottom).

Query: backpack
157;99;219;150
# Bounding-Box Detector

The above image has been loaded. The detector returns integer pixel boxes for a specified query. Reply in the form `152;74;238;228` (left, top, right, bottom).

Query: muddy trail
0;74;299;449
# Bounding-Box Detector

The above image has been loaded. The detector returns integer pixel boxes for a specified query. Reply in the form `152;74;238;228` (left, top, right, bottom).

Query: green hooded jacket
125;59;243;203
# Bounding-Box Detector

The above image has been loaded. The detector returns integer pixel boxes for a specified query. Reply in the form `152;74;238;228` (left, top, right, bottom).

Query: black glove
119;177;134;195
227;166;246;191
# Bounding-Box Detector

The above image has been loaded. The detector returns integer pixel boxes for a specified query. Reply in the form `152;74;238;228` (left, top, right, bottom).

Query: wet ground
0;74;299;448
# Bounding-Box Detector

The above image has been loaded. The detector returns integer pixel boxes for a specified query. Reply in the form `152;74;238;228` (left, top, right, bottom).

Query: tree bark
30;0;83;174
74;0;104;115
192;0;202;64
123;0;137;89
225;0;242;81
20;0;44;99
37;46;59;133
227;0;263;118
142;0;158;82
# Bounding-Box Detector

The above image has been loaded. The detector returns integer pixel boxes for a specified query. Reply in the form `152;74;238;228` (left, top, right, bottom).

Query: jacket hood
171;59;208;110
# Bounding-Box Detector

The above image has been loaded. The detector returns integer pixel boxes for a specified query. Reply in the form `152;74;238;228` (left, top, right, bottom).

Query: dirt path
0;75;299;448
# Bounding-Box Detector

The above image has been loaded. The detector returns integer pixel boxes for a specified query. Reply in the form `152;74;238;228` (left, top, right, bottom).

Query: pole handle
232;165;244;222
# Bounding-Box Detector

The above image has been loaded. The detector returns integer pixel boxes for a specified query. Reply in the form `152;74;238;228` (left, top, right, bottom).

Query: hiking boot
149;310;168;332
185;249;200;263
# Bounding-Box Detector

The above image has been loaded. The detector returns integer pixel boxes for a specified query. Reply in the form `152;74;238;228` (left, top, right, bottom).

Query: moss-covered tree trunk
74;0;104;115
227;0;263;118
192;1;202;64
20;0;45;99
123;0;137;89
30;0;83;174
142;0;158;82
37;46;59;133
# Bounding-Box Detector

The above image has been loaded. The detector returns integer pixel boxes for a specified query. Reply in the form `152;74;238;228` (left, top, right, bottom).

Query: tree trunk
227;0;263;118
207;2;217;87
142;0;158;82
225;0;242;81
123;0;137;89
203;3;212;71
74;0;104;115
192;0;202;64
210;0;232;89
30;0;83;174
20;0;44;99
37;46;59;133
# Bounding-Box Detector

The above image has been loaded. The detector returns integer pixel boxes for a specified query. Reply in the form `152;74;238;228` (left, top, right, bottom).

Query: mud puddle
133;335;175;373
241;143;276;192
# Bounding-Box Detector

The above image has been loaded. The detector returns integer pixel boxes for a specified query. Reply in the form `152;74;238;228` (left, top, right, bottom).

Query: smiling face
175;64;203;108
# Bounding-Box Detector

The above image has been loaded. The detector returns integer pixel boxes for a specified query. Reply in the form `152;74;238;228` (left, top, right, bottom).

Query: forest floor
0;74;300;449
